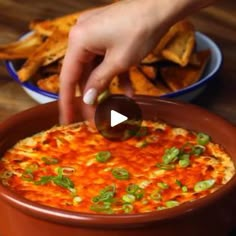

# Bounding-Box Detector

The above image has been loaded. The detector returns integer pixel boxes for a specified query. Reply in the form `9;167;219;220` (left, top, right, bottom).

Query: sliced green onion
73;196;82;205
135;127;148;137
97;90;110;104
156;163;175;170
99;191;114;202
41;156;59;165
165;200;179;208
92;184;116;203
92;195;101;203
25;163;39;173
194;179;215;192
53;175;74;189
122;194;136;203
55;166;63;176
69;187;77;196
35;176;53;185
146;135;158;143
126;184;139;194
178;154;190;168
112;168;130;180
139;180;151;189
141;199;149;205
150;190;162;201
197;133;210;146
100;184;116;195
162;147;180;164
52;167;75;189
96;151;111;163
157;182;169;190
34;167;74;190
157;206;167;211
21;172;34;181
103;167;112;172
175;179;182;187
135;140;148;148
122;203;134;213
90;202;113;214
182;186;188;193
192;145;205;156
126;184;144;199
134;188;144;200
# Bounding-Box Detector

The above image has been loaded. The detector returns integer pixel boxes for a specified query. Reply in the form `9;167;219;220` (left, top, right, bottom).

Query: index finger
59;34;95;125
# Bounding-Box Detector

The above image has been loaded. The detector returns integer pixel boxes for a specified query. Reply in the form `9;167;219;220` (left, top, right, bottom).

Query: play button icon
95;95;142;141
110;110;128;127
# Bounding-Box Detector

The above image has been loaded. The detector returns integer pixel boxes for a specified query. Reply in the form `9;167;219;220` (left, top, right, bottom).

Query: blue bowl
5;31;222;104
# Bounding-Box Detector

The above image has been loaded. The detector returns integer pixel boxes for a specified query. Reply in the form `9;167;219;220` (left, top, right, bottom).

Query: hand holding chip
59;0;178;124
59;0;215;124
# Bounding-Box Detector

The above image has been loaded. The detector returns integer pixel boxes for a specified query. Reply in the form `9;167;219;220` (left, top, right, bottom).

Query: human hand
59;0;215;124
59;0;178;124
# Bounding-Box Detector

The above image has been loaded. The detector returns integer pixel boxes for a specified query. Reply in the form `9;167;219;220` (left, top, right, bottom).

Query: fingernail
83;88;97;105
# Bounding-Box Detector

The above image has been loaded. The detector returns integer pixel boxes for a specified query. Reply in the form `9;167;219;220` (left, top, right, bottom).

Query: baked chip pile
0;10;210;96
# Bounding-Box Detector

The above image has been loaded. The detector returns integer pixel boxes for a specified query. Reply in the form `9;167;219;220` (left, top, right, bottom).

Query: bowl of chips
1;11;222;104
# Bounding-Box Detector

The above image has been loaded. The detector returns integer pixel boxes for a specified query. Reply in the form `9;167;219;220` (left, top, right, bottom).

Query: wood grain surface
0;0;235;123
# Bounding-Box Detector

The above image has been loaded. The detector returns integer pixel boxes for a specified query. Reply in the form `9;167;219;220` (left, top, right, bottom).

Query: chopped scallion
135;140;148;148
157;182;169;189
42;156;59;165
178;154;190;168
122;203;134;213
96;151;111;163
182;186;188;192
112;168;130;180
150;190;162;201
197;133;210;146
156;163;175;170
165;200;179;208
162;147;180;164
122;194;136;203
194;179;215;192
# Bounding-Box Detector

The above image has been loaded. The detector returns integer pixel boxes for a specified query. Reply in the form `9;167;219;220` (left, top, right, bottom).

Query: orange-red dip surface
0;121;234;214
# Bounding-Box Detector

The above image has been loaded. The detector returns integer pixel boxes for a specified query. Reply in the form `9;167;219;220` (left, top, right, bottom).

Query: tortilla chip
17;30;68;82
141;53;161;64
30;11;81;36
37;74;59;93
109;76;124;94
0;33;44;59
160;50;211;91
141;20;195;65
161;30;195;67
153;20;194;56
129;67;170;96
138;65;157;80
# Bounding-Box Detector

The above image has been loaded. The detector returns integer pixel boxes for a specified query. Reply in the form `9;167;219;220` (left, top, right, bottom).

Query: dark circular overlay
95;95;142;141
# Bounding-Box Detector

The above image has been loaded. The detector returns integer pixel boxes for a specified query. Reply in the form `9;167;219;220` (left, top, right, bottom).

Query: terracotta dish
0;96;236;236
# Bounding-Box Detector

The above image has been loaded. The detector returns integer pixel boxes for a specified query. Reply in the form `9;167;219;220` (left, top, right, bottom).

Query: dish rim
0;97;235;227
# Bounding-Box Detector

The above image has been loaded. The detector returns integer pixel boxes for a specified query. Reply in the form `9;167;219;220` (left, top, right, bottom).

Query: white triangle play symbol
110;110;128;127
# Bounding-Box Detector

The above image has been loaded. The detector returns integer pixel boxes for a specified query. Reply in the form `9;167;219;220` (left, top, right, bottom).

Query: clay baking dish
0;96;236;236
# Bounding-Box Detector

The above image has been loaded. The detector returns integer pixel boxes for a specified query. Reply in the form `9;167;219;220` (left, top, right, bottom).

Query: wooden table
0;0;236;124
0;1;236;234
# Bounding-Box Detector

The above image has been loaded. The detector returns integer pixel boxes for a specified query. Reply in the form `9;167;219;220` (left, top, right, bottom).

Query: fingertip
83;88;98;105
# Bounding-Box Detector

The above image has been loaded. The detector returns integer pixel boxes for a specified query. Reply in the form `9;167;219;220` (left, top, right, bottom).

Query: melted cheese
0;121;234;214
